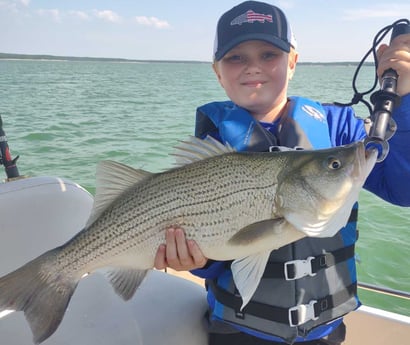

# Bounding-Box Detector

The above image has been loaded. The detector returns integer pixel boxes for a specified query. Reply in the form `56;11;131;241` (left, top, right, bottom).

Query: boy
155;1;410;344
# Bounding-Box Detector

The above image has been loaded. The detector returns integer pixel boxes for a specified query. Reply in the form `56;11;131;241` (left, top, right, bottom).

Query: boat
0;119;409;345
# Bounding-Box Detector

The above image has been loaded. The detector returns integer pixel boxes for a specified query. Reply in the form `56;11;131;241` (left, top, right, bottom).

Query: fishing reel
335;19;410;162
364;67;399;161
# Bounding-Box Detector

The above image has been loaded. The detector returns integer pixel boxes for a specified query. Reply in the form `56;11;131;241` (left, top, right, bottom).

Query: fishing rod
365;20;410;161
0;115;20;180
335;19;410;161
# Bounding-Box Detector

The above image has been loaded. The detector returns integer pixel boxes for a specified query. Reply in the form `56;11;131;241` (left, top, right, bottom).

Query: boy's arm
364;94;410;206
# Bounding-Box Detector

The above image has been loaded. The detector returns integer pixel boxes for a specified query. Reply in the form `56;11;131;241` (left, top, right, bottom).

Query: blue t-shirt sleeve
190;260;227;279
325;104;367;146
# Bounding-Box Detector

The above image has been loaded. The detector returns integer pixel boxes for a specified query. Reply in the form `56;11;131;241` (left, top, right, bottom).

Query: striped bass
0;136;377;344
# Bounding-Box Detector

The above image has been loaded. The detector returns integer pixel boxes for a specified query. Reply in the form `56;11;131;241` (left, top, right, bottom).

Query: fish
0;136;377;344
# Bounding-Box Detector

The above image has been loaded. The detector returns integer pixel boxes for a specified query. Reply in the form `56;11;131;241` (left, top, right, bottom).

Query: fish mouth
361;142;378;182
365;145;379;161
351;141;377;183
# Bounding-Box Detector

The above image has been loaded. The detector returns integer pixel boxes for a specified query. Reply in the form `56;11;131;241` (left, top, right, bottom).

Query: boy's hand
377;33;410;96
154;227;208;271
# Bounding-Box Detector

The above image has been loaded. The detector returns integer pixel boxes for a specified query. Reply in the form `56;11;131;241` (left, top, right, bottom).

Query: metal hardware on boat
358;282;410;301
0;115;20;180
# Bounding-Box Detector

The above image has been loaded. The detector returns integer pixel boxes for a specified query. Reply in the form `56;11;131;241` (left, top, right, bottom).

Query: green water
0;59;409;315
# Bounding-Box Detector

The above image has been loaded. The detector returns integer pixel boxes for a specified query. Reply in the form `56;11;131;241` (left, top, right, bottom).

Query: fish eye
328;157;342;170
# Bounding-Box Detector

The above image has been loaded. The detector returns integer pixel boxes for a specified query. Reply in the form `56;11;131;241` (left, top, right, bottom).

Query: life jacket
195;97;332;151
195;97;360;343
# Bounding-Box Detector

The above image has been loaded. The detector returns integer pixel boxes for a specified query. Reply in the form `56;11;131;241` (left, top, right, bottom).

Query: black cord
334;19;410;115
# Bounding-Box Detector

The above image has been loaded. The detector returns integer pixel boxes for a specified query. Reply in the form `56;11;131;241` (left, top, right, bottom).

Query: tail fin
0;248;79;344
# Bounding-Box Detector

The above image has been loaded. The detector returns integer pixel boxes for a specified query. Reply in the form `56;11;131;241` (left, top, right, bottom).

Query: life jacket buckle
288;300;319;327
284;256;316;280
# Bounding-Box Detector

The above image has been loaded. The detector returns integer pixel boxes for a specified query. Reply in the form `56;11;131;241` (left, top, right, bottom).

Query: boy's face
213;40;297;119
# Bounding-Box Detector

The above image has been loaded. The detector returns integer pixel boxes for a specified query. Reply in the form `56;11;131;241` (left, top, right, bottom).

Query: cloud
0;0;29;7
0;0;28;12
69;10;89;21
37;8;61;23
342;5;410;21
135;16;170;29
93;9;121;23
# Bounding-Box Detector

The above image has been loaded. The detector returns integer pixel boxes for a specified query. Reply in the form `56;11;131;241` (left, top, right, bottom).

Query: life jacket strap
208;281;357;326
264;244;355;280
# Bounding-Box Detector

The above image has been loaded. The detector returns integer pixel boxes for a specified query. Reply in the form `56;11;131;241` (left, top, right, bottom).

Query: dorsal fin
172;135;235;167
86;160;152;227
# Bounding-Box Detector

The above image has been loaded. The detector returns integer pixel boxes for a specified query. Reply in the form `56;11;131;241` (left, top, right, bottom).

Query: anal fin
108;268;148;301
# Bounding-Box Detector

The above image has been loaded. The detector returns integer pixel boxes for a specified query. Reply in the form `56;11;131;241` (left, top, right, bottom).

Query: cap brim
214;33;291;61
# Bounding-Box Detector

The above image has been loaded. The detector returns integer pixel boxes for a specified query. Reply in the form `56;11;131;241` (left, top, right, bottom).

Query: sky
1;0;409;62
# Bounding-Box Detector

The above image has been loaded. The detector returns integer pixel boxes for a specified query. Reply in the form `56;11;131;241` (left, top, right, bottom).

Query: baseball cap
213;1;297;60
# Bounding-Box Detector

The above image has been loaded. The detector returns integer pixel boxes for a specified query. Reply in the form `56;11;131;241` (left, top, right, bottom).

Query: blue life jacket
195;97;360;343
195;97;332;150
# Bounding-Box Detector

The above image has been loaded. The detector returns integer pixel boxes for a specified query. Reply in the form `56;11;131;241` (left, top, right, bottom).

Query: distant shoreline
0;52;206;64
0;52;373;66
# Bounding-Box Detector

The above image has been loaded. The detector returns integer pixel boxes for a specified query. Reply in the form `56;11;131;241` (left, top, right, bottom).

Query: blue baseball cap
213;1;297;61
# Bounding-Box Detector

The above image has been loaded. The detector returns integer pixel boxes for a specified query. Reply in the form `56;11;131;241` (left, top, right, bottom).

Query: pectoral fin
229;218;306;251
231;251;271;310
228;218;287;246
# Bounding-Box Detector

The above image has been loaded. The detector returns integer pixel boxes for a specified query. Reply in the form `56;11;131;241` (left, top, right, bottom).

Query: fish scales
58;152;281;275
